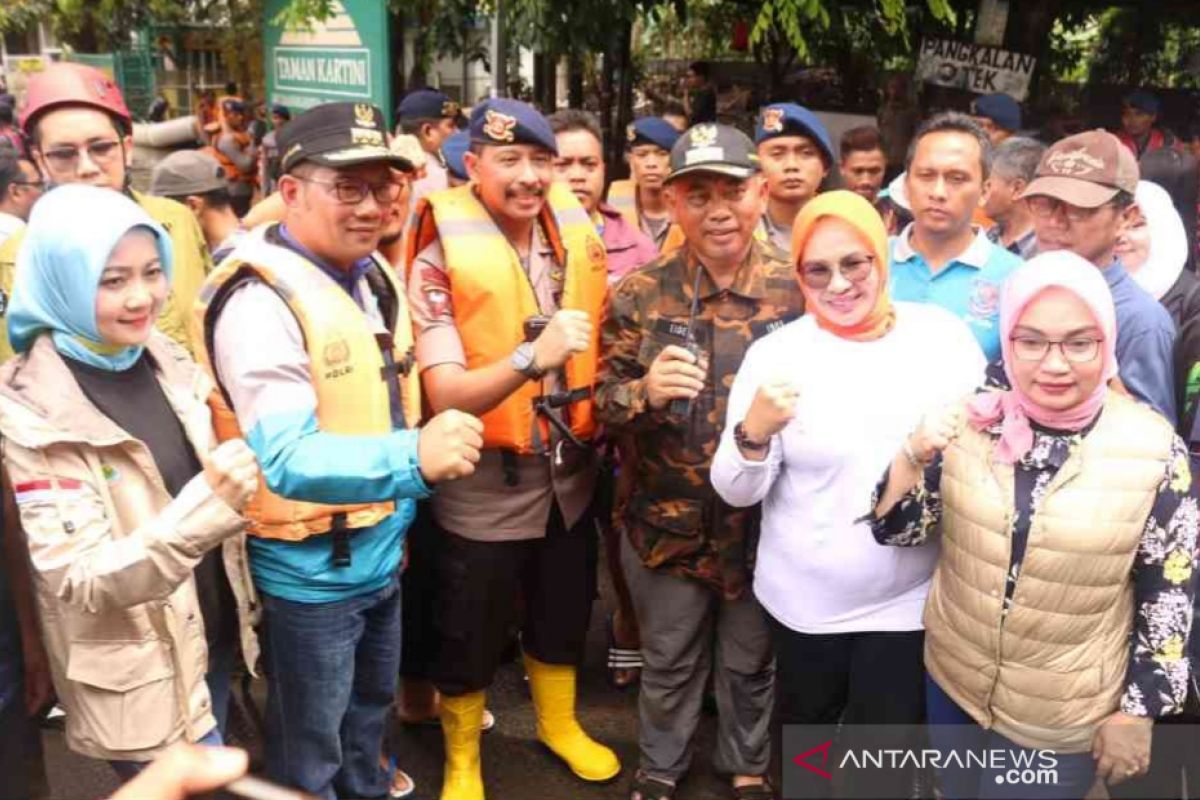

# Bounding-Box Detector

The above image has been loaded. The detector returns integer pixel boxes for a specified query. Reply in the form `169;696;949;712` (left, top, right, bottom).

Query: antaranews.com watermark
782;724;1199;799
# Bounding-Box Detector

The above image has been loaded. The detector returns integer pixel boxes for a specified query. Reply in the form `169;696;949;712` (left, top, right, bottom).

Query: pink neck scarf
966;251;1118;464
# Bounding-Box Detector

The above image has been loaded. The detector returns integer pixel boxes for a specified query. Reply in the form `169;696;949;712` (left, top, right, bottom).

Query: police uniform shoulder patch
586;236;606;271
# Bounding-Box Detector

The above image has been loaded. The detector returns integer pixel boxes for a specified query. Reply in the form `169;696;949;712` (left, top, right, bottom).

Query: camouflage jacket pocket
631;492;705;538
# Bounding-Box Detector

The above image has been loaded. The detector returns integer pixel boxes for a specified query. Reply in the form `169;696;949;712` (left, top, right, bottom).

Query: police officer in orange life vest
191;102;483;800
406;97;619;800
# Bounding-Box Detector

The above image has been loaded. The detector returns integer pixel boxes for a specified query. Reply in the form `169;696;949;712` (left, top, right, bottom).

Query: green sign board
264;0;392;126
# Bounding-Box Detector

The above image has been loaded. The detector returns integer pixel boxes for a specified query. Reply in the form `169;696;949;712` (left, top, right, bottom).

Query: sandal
607;611;643;689
731;779;775;800
382;754;416;799
630;772;675;800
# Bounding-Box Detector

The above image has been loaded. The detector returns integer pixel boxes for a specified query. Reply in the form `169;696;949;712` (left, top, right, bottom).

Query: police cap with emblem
397;89;461;121
754;103;834;164
665;123;759;184
468;98;557;154
277;102;413;174
626;117;680;152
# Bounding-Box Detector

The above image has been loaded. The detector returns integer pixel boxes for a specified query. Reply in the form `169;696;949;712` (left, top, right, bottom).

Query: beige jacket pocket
66;638;178;752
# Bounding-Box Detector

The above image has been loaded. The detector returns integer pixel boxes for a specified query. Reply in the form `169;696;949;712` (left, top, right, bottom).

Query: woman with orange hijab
711;191;985;796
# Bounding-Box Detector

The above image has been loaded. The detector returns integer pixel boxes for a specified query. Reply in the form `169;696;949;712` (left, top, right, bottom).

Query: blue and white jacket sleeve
212;282;431;505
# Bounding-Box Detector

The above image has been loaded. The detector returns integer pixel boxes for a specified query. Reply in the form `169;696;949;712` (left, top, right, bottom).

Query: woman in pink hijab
870;250;1198;800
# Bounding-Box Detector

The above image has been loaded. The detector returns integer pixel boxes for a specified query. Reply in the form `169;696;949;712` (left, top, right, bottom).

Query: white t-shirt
710;301;986;634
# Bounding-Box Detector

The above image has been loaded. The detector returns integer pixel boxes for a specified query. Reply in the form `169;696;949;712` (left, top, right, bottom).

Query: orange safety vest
406;183;607;454
607;179;639;230
203;132;257;187
191;226;421;541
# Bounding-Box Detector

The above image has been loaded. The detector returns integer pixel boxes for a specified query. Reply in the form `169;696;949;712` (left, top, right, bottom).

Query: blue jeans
926;675;1097;800
109;727;222;781
206;636;238;736
261;576;402;800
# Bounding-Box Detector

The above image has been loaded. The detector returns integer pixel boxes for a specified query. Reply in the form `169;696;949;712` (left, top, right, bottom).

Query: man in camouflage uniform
596;124;803;800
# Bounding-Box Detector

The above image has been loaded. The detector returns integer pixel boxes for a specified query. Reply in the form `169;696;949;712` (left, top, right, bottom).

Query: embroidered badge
689;124;719;148
354;103;378;128
761;107;785;133
483;110;517;143
626;123;637;143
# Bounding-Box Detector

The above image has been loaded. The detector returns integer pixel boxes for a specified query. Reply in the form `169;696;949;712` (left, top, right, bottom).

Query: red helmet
19;63;132;135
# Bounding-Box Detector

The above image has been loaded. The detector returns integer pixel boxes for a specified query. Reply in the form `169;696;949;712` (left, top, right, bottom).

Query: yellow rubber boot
439;691;486;800
524;655;621;782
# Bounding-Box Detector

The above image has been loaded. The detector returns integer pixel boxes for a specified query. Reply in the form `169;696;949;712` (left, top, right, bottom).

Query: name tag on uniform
748;314;799;340
653;318;692;341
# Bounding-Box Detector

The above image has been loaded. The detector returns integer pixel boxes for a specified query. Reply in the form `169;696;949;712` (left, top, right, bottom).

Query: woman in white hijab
1117;180;1196;326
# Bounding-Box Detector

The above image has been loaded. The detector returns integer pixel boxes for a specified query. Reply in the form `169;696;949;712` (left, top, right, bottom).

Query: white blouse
711;302;986;633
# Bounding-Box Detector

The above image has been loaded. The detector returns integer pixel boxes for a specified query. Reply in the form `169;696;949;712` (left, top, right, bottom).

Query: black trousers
433;504;598;697
399;501;440;680
770;616;926;799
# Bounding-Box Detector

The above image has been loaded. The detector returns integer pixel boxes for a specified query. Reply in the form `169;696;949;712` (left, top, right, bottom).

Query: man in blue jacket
195;102;483;800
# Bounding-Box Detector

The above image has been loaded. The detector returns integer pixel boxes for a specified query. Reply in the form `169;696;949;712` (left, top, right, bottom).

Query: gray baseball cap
150;149;227;197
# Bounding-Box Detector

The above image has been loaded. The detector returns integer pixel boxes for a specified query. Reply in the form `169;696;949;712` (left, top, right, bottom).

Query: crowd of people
0;60;1197;800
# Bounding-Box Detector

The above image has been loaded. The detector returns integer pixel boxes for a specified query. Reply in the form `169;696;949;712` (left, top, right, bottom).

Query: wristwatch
734;421;770;453
510;342;545;380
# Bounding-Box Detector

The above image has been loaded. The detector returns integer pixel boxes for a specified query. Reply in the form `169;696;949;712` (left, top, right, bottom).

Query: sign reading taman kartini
916;39;1037;101
264;0;392;126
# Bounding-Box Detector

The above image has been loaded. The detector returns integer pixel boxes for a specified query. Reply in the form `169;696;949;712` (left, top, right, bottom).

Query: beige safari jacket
0;333;258;762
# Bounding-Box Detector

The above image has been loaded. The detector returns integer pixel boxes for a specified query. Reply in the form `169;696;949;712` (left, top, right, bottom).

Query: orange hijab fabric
790;190;895;342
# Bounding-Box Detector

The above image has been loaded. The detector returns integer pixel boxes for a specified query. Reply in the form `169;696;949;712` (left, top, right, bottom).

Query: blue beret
398;89;460;121
443;130;470;181
1124;90;1161;116
971;93;1021;132
755;103;834;163
468;98;557;154
626;117;680;152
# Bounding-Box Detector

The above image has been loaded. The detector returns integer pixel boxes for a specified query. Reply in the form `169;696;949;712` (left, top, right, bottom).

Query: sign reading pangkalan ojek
264;0;392;126
916;38;1037;101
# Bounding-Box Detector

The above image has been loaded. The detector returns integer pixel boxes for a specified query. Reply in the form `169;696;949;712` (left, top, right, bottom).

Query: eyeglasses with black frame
1010;335;1103;363
294;175;403;205
797;254;874;290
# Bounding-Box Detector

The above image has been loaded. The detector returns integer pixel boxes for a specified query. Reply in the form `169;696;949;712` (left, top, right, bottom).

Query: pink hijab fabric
966;251;1119;465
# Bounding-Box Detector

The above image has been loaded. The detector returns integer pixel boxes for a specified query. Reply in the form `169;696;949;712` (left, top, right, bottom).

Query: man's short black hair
840;126;884;159
169;185;233;210
0;104;13;127
660;101;687;118
224;81;239;96
905;111;993;180
547;109;603;145
688;61;710;81
400;117;440;136
0;151;24;198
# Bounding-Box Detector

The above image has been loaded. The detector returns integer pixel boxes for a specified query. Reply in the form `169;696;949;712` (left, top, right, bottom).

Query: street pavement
40;534;733;800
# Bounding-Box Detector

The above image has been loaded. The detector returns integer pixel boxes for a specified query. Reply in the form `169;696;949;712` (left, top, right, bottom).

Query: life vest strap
331;512;352;568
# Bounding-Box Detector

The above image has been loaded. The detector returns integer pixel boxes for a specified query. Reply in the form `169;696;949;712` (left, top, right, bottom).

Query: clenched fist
531;310;593;372
203;439;260;511
645;345;706;410
741;379;800;442
418;410;484;483
908;404;965;464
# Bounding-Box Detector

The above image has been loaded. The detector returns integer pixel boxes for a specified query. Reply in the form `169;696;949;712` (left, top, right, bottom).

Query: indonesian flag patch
14;478;88;506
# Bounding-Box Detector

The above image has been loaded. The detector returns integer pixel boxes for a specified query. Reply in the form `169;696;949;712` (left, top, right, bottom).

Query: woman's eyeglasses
1010;336;1103;363
797;255;874;290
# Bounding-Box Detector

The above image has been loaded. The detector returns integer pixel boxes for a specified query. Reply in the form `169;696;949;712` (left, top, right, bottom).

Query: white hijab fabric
1128;180;1188;301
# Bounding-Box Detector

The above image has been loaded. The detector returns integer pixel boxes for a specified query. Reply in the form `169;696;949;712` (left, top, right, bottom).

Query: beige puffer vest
925;392;1175;752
